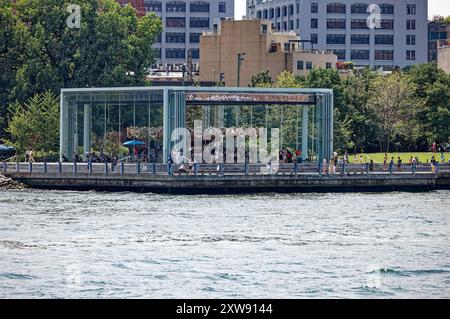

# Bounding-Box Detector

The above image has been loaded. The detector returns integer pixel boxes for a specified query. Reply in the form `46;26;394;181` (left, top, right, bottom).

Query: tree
6;91;60;158
368;72;425;152
342;68;378;153
276;71;302;88
10;0;162;102
0;0;19;139
407;63;450;149
250;70;273;87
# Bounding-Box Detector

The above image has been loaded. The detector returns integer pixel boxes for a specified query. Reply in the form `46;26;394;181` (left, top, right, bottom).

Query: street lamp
237;52;246;87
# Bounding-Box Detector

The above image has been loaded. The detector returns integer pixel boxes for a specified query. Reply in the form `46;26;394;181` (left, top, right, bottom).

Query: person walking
397;156;402;172
28;147;34;163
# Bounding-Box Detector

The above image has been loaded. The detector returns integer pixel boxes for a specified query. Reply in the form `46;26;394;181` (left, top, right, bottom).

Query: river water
0;189;449;298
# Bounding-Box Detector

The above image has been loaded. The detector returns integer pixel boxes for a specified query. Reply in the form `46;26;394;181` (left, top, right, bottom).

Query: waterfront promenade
2;162;450;194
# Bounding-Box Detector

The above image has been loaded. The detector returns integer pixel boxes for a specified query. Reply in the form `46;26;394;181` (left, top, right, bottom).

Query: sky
235;0;450;20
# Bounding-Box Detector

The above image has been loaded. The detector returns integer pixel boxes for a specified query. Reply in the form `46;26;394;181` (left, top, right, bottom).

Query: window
289;20;294;31
333;49;346;60
351;19;369;29
263;9;268;19
282;6;287;17
297;61;304;70
351;4;368;14
326;62;332;69
407;20;416;30
375;50;394;60
190;33;201;43
190;2;209;13
283;21;287;31
166;2;185;12
190;17;209;28
375;35;394;45
380;19;394;29
296;19;299;29
257;11;262;19
311;3;318;14
327;34;346;45
269;8;274;19
351;50;370;60
166;32;185;43
289;5;294;15
166;48;185;59
327;3;346;14
311;18;318;29
155;33;162;43
145;1;162;12
166;17;185;28
191;49;200;59
277;22;280;31
406;50;416;60
351;34;370;45
306;62;313;70
219;2;226;13
327;19;346;29
311;34;318;44
407;4;416;15
276;7;281;18
297;4;300;14
380;4;394;14
407;35;415;45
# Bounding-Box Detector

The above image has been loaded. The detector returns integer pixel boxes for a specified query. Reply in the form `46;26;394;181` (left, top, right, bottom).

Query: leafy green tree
407;63;450;149
10;0;162;102
250;70;273;87
276;71;302;88
0;0;19;138
342;68;378;153
368;72;425;152
6;91;60;158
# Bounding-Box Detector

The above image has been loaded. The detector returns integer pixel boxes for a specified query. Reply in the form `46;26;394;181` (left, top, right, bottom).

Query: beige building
438;45;450;74
199;19;337;87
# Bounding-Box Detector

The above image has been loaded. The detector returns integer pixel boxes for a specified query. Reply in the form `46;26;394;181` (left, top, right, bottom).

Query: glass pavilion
60;87;334;163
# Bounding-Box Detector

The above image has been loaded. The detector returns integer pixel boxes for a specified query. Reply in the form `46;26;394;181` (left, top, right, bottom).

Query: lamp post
237;52;246;87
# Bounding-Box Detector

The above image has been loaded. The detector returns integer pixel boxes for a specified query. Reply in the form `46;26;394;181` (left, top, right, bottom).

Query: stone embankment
0;174;27;190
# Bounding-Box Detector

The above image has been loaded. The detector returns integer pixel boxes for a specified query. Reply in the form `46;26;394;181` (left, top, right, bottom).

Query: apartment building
247;0;428;70
117;0;234;71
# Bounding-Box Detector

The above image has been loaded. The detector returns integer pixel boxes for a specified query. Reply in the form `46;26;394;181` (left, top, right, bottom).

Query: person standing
28;147;34;163
383;153;388;171
397;156;402;172
322;158;327;175
431;156;436;174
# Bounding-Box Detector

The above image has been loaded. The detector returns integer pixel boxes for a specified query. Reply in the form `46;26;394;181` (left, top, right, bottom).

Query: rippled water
0;189;449;298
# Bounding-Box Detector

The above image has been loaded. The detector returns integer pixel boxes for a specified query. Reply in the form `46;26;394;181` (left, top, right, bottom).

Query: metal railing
2;161;449;177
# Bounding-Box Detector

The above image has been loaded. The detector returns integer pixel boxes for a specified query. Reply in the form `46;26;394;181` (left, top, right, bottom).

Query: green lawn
351;152;448;164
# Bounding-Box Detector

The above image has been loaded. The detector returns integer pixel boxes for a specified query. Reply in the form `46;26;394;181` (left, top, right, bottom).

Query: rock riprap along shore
0;174;27;190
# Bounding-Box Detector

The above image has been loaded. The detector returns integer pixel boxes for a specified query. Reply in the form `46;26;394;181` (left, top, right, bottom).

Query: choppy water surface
0;189;449;298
